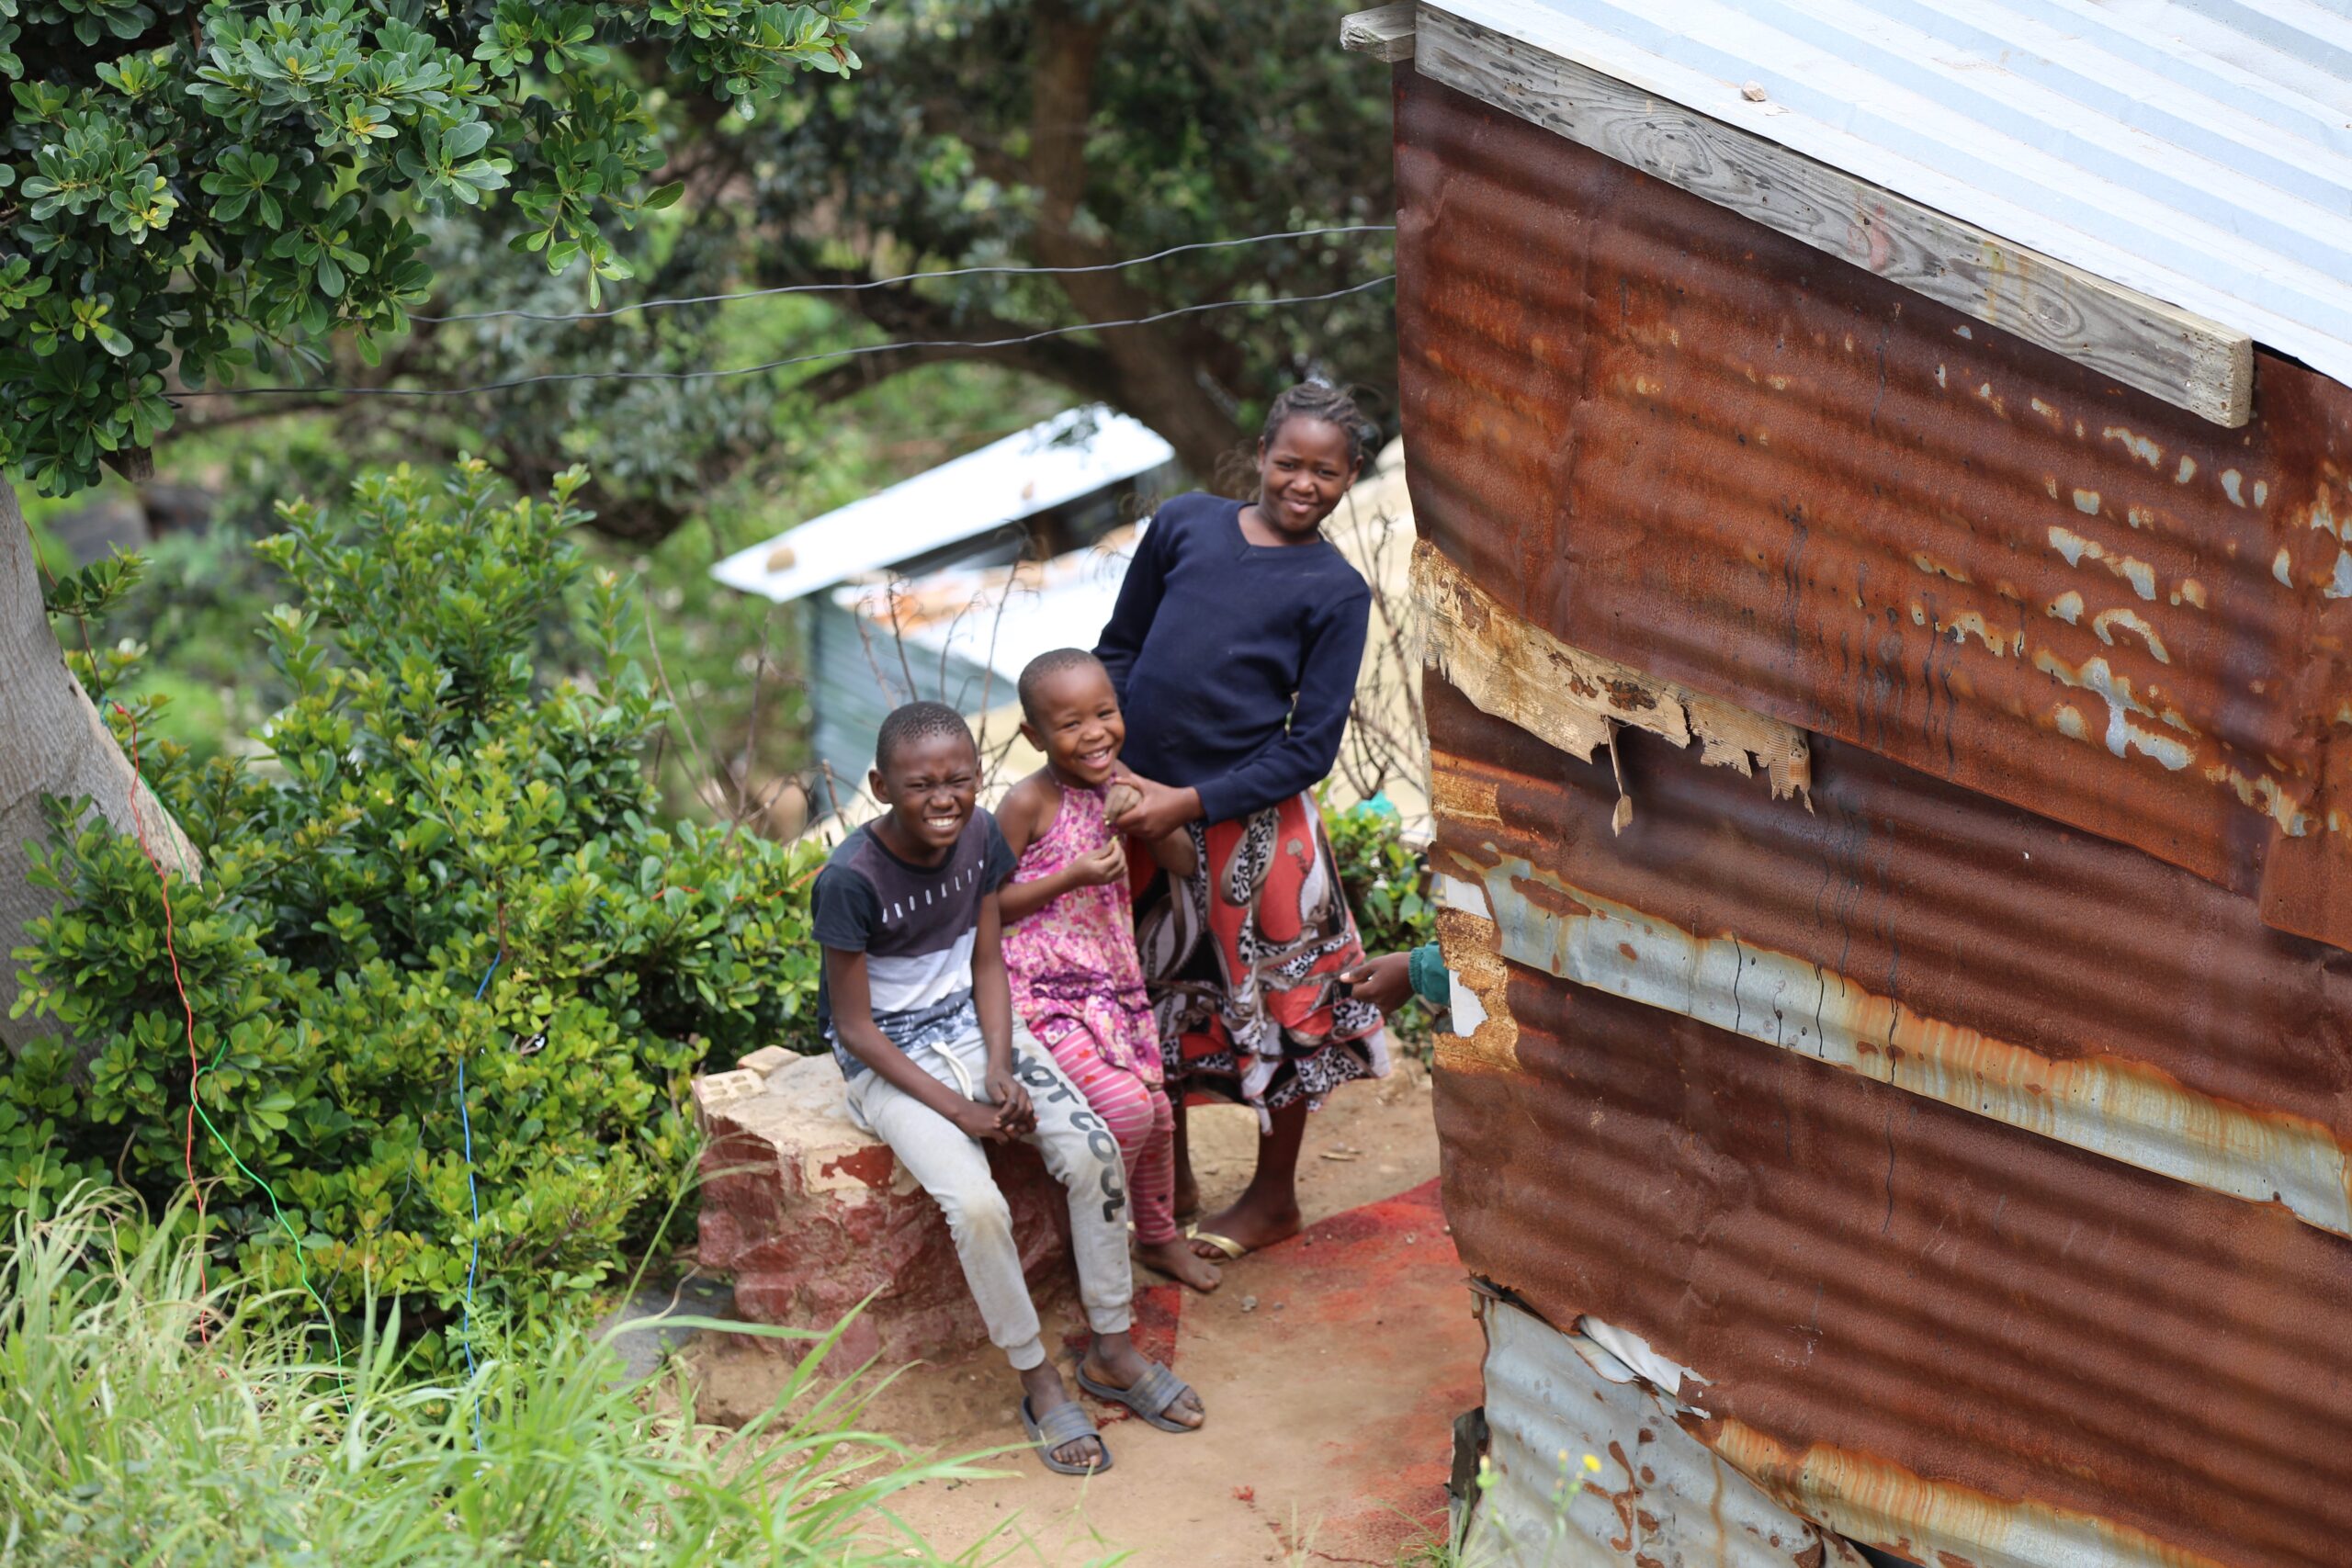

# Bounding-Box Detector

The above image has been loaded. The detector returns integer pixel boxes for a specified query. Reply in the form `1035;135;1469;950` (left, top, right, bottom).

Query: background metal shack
1384;11;2352;1568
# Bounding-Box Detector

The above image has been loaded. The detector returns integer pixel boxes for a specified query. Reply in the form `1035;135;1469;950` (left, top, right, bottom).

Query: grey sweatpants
845;1021;1134;1371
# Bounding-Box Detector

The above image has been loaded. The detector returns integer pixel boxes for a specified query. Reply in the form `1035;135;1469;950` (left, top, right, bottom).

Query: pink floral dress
1002;782;1160;1085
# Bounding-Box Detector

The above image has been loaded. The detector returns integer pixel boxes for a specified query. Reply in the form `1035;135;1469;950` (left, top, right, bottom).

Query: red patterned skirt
1130;791;1388;1122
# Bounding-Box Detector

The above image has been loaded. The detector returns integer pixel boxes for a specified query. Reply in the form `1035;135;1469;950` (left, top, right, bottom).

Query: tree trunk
1;478;200;1052
1026;0;1250;489
1084;333;1253;491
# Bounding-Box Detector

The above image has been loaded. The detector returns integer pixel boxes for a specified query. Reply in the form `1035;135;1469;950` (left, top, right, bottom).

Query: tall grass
0;1187;998;1566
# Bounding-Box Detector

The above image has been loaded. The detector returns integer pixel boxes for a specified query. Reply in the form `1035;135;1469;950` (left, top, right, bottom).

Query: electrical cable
408;223;1397;323
456;948;502;1450
115;703;343;1362
113;704;212;1332
170;275;1397;401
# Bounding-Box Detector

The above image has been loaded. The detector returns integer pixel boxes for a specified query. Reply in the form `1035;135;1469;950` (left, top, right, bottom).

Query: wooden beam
1415;6;2256;428
1341;4;1416;63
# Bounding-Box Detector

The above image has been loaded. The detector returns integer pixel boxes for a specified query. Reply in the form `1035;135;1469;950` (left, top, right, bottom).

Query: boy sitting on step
813;700;1206;1474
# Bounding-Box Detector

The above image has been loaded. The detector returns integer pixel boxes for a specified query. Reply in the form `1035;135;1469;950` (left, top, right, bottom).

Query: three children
814;380;1385;1473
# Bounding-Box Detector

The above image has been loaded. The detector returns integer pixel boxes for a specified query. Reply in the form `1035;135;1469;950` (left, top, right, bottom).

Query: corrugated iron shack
1349;3;2352;1564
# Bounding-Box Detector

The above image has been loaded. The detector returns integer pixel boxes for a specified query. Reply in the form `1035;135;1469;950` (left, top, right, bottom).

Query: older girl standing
1098;383;1389;1261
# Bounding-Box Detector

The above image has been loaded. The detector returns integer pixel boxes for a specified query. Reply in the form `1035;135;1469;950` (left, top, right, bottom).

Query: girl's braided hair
1261;382;1377;469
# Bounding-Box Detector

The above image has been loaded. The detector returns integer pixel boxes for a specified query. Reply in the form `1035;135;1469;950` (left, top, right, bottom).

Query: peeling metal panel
1395;73;2352;953
1429;886;2352;1564
1417;538;1813;803
1425;681;2352;1246
1472;1295;1868;1568
1426;676;2352;1233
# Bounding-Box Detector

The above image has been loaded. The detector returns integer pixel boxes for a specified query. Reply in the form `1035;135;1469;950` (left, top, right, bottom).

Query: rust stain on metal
1708;1421;2235;1568
1395;73;2352;952
1430;951;2352;1568
1434;901;1520;1075
1456;840;2352;1238
1424;674;2352;1564
1426;681;2352;1237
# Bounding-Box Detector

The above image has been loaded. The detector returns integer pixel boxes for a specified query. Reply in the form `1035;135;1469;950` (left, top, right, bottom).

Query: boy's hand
1068;840;1127;888
1337;951;1415;1015
985;1066;1035;1136
949;1099;1012;1143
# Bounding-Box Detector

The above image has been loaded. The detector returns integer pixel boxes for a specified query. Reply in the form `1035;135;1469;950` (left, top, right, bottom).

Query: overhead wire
171;275;1398;401
410;222;1399;324
28;531;344;1361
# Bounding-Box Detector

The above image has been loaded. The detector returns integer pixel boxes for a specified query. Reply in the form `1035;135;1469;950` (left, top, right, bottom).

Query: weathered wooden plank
1340;4;1416;63
1414;6;2256;428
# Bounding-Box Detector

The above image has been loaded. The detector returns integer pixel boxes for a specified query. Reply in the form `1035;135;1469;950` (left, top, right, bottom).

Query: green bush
1322;791;1434;962
5;460;825;1356
0;1186;992;1566
1321;791;1438;1040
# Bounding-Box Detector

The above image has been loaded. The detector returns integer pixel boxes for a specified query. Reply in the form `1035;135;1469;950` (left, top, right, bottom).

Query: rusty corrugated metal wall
1398;71;2352;1568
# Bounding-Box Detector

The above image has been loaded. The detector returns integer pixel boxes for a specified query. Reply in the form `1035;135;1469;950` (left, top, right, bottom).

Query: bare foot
1084;1333;1204;1429
1137;1235;1222;1292
1017;1362;1106;1471
1188;1195;1302;1260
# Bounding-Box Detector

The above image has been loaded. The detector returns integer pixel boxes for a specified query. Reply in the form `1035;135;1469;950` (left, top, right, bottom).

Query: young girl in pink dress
995;649;1220;1294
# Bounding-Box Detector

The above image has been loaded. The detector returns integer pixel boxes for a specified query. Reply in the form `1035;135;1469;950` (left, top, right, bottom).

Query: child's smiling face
871;730;981;858
1254;415;1361;538
1023;661;1125;788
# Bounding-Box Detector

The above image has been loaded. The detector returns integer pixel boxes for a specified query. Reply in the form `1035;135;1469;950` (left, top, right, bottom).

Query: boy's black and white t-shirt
811;811;1016;1077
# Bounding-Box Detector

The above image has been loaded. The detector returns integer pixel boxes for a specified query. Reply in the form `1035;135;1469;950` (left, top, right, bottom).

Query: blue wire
458;948;503;1450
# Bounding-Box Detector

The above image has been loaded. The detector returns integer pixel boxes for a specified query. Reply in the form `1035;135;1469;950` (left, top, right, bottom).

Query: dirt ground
685;1057;1478;1567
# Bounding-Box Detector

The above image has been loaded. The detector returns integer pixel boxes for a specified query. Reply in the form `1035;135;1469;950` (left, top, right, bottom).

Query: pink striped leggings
1051;1042;1179;1246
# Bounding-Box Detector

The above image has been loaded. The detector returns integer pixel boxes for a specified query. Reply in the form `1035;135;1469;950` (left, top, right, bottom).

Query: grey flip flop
1075;1358;1204;1434
1021;1395;1113;1475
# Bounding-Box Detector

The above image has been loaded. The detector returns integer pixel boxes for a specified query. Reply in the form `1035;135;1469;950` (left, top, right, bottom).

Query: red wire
28;536;210;1332
112;702;209;1333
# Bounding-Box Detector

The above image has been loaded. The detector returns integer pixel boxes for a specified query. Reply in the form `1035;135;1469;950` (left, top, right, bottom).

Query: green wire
114;700;344;1368
192;1041;345;1367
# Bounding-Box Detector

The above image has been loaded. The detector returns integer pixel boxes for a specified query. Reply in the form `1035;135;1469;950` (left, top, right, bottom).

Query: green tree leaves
197;148;282;226
1;0;872;493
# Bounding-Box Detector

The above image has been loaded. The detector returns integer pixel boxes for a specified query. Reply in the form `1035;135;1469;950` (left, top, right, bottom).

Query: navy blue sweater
1094;492;1371;825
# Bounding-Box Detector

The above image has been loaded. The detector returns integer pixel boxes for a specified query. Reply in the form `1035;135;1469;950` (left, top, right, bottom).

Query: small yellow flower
1582;1453;1602;1473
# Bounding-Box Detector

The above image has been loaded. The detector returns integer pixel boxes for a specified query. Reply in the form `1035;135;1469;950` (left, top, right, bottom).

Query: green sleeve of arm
1408;942;1451;1007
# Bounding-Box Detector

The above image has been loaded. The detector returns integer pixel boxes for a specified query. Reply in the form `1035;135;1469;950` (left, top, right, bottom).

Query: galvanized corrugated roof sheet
1434;0;2352;389
1472;1295;1869;1568
708;406;1173;605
